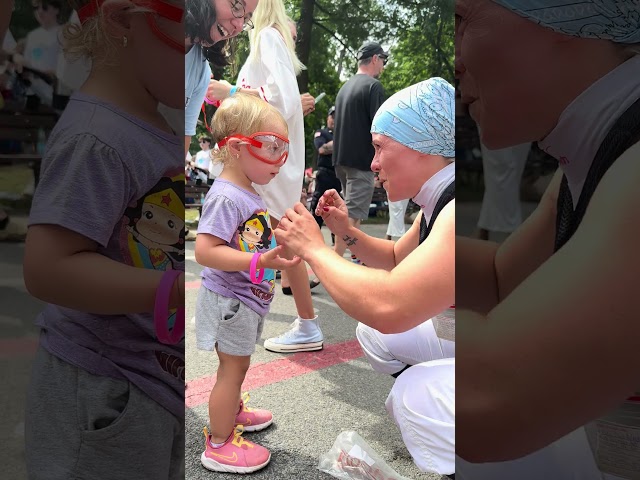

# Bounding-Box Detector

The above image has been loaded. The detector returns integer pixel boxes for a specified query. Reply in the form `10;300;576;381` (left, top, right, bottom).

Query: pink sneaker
201;426;271;474
235;393;273;432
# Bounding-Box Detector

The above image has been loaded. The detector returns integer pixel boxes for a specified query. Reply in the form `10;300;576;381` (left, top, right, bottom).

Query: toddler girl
195;92;299;474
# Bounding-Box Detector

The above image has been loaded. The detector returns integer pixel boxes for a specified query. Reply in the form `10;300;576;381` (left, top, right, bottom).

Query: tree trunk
296;0;315;93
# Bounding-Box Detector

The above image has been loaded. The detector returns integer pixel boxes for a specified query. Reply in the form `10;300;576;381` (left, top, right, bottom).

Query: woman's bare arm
456;169;562;314
457;147;640;461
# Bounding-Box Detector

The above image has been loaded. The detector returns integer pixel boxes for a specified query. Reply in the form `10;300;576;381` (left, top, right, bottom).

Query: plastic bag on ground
318;431;413;480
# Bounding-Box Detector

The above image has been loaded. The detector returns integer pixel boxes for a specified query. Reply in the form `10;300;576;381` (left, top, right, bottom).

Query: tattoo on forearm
342;235;358;247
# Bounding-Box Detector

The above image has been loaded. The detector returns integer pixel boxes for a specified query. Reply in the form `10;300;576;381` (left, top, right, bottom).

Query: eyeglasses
229;0;254;32
377;55;388;66
218;132;290;165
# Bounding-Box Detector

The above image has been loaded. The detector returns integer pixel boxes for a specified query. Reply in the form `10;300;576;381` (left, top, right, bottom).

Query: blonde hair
211;93;288;166
63;0;172;65
248;0;305;75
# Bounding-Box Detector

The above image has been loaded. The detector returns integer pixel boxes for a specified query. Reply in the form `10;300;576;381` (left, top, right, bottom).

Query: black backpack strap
554;96;640;251
419;180;455;244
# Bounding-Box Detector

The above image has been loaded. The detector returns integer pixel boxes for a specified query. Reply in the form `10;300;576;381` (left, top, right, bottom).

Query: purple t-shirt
28;93;185;419
197;179;277;317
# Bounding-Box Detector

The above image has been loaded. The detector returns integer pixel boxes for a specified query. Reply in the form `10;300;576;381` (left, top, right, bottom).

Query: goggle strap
201;104;212;133
145;13;183;53
78;0;183;24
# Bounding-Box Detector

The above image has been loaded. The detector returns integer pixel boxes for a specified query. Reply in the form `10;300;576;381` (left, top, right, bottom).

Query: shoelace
240;392;254;413
230;425;253;449
203;424;253;449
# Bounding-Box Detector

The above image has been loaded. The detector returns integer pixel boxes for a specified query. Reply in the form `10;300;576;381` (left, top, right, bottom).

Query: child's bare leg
209;348;250;443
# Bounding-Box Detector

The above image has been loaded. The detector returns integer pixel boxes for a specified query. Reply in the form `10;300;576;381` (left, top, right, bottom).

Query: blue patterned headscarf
371;78;455;158
493;0;640;44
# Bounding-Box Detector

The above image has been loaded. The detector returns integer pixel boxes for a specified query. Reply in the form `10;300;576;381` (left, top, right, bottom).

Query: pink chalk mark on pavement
185;338;363;408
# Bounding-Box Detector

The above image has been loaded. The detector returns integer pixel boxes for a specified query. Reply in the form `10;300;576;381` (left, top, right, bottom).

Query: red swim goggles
77;0;184;53
218;132;290;166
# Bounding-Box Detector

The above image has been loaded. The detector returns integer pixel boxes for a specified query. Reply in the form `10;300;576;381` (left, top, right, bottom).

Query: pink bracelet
154;270;185;345
203;96;221;107
250;252;264;284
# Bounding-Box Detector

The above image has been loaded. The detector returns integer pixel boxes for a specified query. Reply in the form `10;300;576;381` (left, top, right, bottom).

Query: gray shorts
335;165;375;220
195;286;265;356
25;346;184;480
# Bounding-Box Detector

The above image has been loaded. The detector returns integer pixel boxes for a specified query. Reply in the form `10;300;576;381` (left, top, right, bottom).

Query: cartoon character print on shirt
119;169;186;382
123;172;186;270
237;210;277;301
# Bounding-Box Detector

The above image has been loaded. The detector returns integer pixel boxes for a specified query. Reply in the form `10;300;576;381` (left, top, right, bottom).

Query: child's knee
217;352;251;380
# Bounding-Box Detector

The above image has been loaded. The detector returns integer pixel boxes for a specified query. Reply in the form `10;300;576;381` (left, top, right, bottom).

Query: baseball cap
356;41;387;60
328;106;335;116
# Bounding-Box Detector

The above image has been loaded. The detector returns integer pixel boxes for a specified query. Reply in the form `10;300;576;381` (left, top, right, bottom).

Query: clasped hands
275;189;349;259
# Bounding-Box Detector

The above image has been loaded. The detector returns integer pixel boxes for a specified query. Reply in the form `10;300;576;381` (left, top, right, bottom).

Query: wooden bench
0;110;58;188
371;186;389;217
185;182;211;215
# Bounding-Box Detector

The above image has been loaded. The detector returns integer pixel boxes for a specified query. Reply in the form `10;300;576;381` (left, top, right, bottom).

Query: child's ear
226;139;242;156
101;0;134;40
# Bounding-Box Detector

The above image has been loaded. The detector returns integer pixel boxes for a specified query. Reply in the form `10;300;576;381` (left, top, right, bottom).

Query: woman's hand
275;203;327;260
316;189;350;237
206;79;233;103
258;245;301;270
300;93;315;116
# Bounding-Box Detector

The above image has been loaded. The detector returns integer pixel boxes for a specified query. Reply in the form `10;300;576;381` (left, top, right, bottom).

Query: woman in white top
206;0;320;354
456;1;640;478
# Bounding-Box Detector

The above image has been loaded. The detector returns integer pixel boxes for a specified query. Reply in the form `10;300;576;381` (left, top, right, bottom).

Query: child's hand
258;245;301;271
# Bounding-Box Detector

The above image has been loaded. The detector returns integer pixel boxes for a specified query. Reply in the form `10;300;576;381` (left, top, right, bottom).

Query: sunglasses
218;132;290;166
229;0;254;32
378;54;388;66
78;0;184;53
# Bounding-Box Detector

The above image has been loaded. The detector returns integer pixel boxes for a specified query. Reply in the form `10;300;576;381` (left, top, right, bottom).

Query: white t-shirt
236;27;304;220
185;45;211;137
25;26;61;73
56;11;91;94
194;149;210;171
209;157;223;178
2;31;16;53
23;25;61;105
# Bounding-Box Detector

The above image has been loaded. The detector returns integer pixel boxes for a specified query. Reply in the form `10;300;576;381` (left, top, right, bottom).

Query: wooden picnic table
0;108;57;188
185;181;211;215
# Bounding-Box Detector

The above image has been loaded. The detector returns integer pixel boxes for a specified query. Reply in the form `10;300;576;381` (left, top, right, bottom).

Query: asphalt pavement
2;198;534;479
0;240;42;480
184;221;442;480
